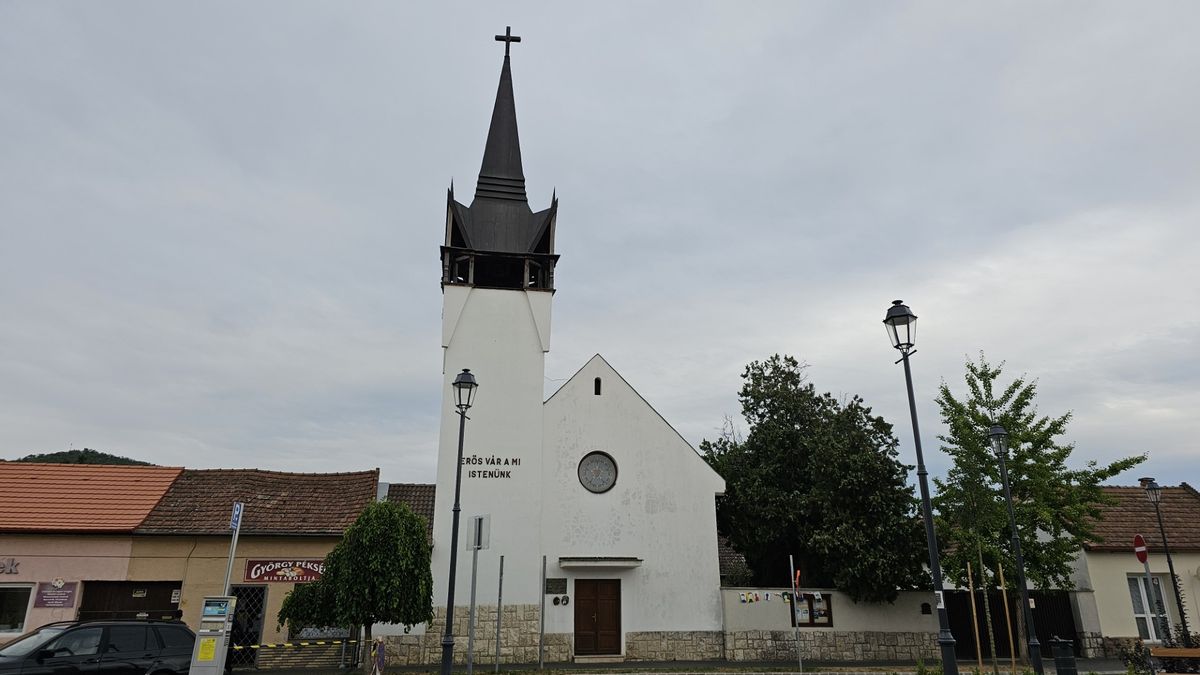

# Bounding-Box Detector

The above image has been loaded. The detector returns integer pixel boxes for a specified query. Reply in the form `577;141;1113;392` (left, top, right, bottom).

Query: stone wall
724;630;938;662
383;604;570;666
1076;631;1105;658
625;631;724;661
381;608;939;665
254;643;346;670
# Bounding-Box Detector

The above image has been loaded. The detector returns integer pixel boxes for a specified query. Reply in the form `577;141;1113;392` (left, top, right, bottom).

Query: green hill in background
16;448;154;465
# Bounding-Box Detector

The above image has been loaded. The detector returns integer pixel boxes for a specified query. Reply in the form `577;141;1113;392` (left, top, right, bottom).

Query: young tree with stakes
933;355;1144;656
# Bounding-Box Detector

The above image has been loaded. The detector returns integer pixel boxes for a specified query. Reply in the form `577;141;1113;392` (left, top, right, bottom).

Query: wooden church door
573;579;621;655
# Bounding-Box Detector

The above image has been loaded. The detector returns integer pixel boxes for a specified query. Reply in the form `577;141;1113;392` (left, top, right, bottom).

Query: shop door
574;579;621;656
229;585;267;668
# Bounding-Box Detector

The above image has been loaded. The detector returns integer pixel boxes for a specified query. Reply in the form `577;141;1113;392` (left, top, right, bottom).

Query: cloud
1;2;1197;487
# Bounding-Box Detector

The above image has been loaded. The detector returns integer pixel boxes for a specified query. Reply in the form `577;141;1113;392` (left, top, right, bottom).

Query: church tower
432;29;557;621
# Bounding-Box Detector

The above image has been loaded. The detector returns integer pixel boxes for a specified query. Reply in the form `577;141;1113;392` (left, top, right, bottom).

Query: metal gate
946;590;1080;659
229;585;268;669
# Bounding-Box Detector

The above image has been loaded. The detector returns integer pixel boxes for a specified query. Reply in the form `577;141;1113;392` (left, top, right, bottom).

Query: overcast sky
2;2;1197;489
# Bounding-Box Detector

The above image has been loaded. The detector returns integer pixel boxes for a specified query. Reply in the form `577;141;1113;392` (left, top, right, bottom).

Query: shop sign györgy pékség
244;559;325;583
34;579;78;608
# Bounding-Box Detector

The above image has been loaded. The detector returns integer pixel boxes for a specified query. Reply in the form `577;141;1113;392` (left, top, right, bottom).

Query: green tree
933;354;1145;591
18;448;152;465
701;354;926;603
278;501;433;654
277;578;336;631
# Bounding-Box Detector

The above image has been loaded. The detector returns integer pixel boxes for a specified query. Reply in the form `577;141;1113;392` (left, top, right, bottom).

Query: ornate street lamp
989;424;1044;675
1140;477;1193;647
441;368;479;675
882;300;959;675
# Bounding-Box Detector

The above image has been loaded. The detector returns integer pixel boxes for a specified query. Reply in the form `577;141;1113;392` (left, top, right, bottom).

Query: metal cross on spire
495;26;521;56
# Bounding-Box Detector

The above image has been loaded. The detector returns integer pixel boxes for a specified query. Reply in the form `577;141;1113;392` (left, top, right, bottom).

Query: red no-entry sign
1134;534;1148;563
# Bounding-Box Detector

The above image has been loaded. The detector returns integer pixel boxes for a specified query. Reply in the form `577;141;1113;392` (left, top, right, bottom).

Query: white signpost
222;502;245;595
789;556;803;672
1135;533;1167;654
467;515;490;675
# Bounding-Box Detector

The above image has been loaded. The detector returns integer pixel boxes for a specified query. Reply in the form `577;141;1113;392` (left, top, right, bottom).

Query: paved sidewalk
245;656;1127;675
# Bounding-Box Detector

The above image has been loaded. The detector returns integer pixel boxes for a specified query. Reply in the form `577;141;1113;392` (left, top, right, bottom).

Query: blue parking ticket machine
190;596;238;675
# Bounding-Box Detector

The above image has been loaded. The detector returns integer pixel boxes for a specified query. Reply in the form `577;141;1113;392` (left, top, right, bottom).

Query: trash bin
1050;637;1077;675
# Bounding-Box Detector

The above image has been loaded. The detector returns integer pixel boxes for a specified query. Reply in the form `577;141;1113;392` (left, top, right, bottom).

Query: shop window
1128;575;1170;641
789;591;833;627
0;585;33;633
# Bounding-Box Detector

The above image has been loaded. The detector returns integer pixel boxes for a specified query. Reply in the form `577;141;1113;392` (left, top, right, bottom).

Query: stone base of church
383;612;937;665
383;605;571;666
723;630;938;661
625;631;725;661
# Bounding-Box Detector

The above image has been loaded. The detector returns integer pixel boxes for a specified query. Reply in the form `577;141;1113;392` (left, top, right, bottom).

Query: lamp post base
938;628;958;673
1028;638;1043;675
441;636;456;674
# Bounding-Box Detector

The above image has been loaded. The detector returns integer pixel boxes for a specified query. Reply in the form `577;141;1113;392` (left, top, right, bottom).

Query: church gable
540;354;725;633
543;354;724;495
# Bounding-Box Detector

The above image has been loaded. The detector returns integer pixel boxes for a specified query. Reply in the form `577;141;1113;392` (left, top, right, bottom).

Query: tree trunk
1014;596;1029;662
978;546;999;675
362;622;373;670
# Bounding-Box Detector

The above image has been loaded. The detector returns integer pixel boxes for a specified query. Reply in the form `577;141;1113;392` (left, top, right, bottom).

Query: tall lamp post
883;300;959;675
441;368;479;675
1140;477;1193;647
988;425;1044;675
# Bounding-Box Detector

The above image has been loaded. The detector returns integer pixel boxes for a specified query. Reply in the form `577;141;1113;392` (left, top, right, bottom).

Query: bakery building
0;461;378;668
129;467;378;667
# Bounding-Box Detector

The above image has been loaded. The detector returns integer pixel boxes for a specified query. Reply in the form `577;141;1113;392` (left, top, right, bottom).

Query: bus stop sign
1134;534;1148;563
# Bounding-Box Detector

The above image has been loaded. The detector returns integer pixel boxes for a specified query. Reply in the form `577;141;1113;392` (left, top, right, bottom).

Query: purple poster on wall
34;581;78;608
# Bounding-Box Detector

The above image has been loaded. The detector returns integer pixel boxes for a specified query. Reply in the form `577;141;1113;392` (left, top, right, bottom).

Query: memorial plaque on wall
34;581;78;608
544;577;567;594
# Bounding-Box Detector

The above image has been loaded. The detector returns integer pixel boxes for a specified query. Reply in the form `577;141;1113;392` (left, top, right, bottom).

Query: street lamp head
883;300;917;352
988;424;1009;457
453;368;479;411
1140;477;1163;504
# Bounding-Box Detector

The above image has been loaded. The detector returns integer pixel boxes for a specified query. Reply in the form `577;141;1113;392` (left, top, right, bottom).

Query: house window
1128;575;1170;641
0;585;33;633
594;377;602;395
789;592;833;627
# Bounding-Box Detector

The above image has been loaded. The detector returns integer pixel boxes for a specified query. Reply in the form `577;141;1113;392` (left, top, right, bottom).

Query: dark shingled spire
442;29;558;290
475;54;527;202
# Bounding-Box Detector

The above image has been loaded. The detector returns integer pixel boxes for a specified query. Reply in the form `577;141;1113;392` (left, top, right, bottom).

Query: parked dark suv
0;619;195;674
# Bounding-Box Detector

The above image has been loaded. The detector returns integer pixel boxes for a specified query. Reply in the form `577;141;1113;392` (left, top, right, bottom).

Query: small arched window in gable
594;377;602;396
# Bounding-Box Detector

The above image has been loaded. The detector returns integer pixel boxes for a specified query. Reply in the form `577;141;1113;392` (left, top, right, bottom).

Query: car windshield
0;626;67;657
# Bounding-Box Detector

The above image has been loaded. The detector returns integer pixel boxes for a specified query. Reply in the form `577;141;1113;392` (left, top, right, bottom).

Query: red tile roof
386;483;435;539
137;468;379;536
1086;483;1200;552
0;462;183;533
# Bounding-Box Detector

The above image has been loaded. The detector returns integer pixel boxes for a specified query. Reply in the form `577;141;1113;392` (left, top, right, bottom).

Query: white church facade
378;33;727;663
